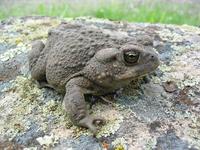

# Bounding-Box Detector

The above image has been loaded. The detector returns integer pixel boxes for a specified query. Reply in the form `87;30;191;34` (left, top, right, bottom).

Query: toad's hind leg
28;40;47;82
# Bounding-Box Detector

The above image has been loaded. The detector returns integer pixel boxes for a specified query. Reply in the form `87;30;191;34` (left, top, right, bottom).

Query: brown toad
28;22;159;134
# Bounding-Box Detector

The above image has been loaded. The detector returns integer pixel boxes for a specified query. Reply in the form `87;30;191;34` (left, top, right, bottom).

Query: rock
0;17;200;149
54;136;102;150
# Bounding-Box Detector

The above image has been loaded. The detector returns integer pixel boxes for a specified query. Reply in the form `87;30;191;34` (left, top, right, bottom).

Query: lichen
1;17;200;149
14;75;42;102
0;44;30;61
144;138;157;150
70;103;124;138
179;24;200;34
0;18;60;62
159;48;200;89
158;64;172;72
36;134;59;147
156;27;184;43
1;75;124;140
23;147;37;150
0;75;70;141
94;104;124;138
112;137;127;150
0;76;44;138
156;26;200;89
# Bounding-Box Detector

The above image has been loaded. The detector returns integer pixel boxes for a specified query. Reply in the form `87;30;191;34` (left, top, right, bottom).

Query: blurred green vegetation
0;0;199;26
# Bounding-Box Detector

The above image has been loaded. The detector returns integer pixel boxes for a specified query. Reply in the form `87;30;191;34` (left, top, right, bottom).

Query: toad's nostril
151;55;154;59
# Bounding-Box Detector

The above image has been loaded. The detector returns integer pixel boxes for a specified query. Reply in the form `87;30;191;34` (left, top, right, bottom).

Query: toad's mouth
115;61;159;81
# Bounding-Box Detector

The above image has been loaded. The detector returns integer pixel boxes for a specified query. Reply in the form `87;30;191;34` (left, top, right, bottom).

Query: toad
28;22;159;134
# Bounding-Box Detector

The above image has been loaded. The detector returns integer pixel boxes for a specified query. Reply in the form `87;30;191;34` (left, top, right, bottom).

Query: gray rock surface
0;16;200;150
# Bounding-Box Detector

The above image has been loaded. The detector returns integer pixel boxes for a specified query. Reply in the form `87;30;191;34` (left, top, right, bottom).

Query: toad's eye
124;51;139;64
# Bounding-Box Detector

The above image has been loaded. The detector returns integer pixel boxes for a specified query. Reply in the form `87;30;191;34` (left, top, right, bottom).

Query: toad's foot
79;116;104;134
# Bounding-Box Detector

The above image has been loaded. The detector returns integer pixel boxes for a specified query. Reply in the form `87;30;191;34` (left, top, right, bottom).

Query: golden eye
124;51;139;64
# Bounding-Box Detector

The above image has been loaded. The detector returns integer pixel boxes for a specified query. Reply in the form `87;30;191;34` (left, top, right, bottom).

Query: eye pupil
124;51;139;64
129;54;136;57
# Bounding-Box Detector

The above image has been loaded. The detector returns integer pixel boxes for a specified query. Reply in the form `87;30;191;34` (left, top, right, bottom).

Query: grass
0;0;200;26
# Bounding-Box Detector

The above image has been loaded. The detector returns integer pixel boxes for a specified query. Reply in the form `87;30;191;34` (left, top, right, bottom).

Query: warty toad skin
28;22;159;134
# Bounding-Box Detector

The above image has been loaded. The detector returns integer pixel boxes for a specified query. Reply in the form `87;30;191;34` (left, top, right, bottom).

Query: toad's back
41;22;136;89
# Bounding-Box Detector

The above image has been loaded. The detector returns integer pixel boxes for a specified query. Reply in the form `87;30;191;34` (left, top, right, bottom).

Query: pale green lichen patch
0;76;44;138
171;44;192;55
36;134;59;147
159;48;200;89
67;103;124;138
14;76;42;102
156;27;185;43
1;76;123;140
171;116;200;149
158;64;172;72
95;105;123;138
145;138;157;150
4;75;119;142
179;24;200;34
0;18;60;62
112;137;127;150
0;43;30;61
156;24;200;89
0;75;71;141
0;93;24;138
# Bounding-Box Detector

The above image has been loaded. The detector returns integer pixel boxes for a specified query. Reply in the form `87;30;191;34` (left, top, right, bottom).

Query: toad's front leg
63;77;104;134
